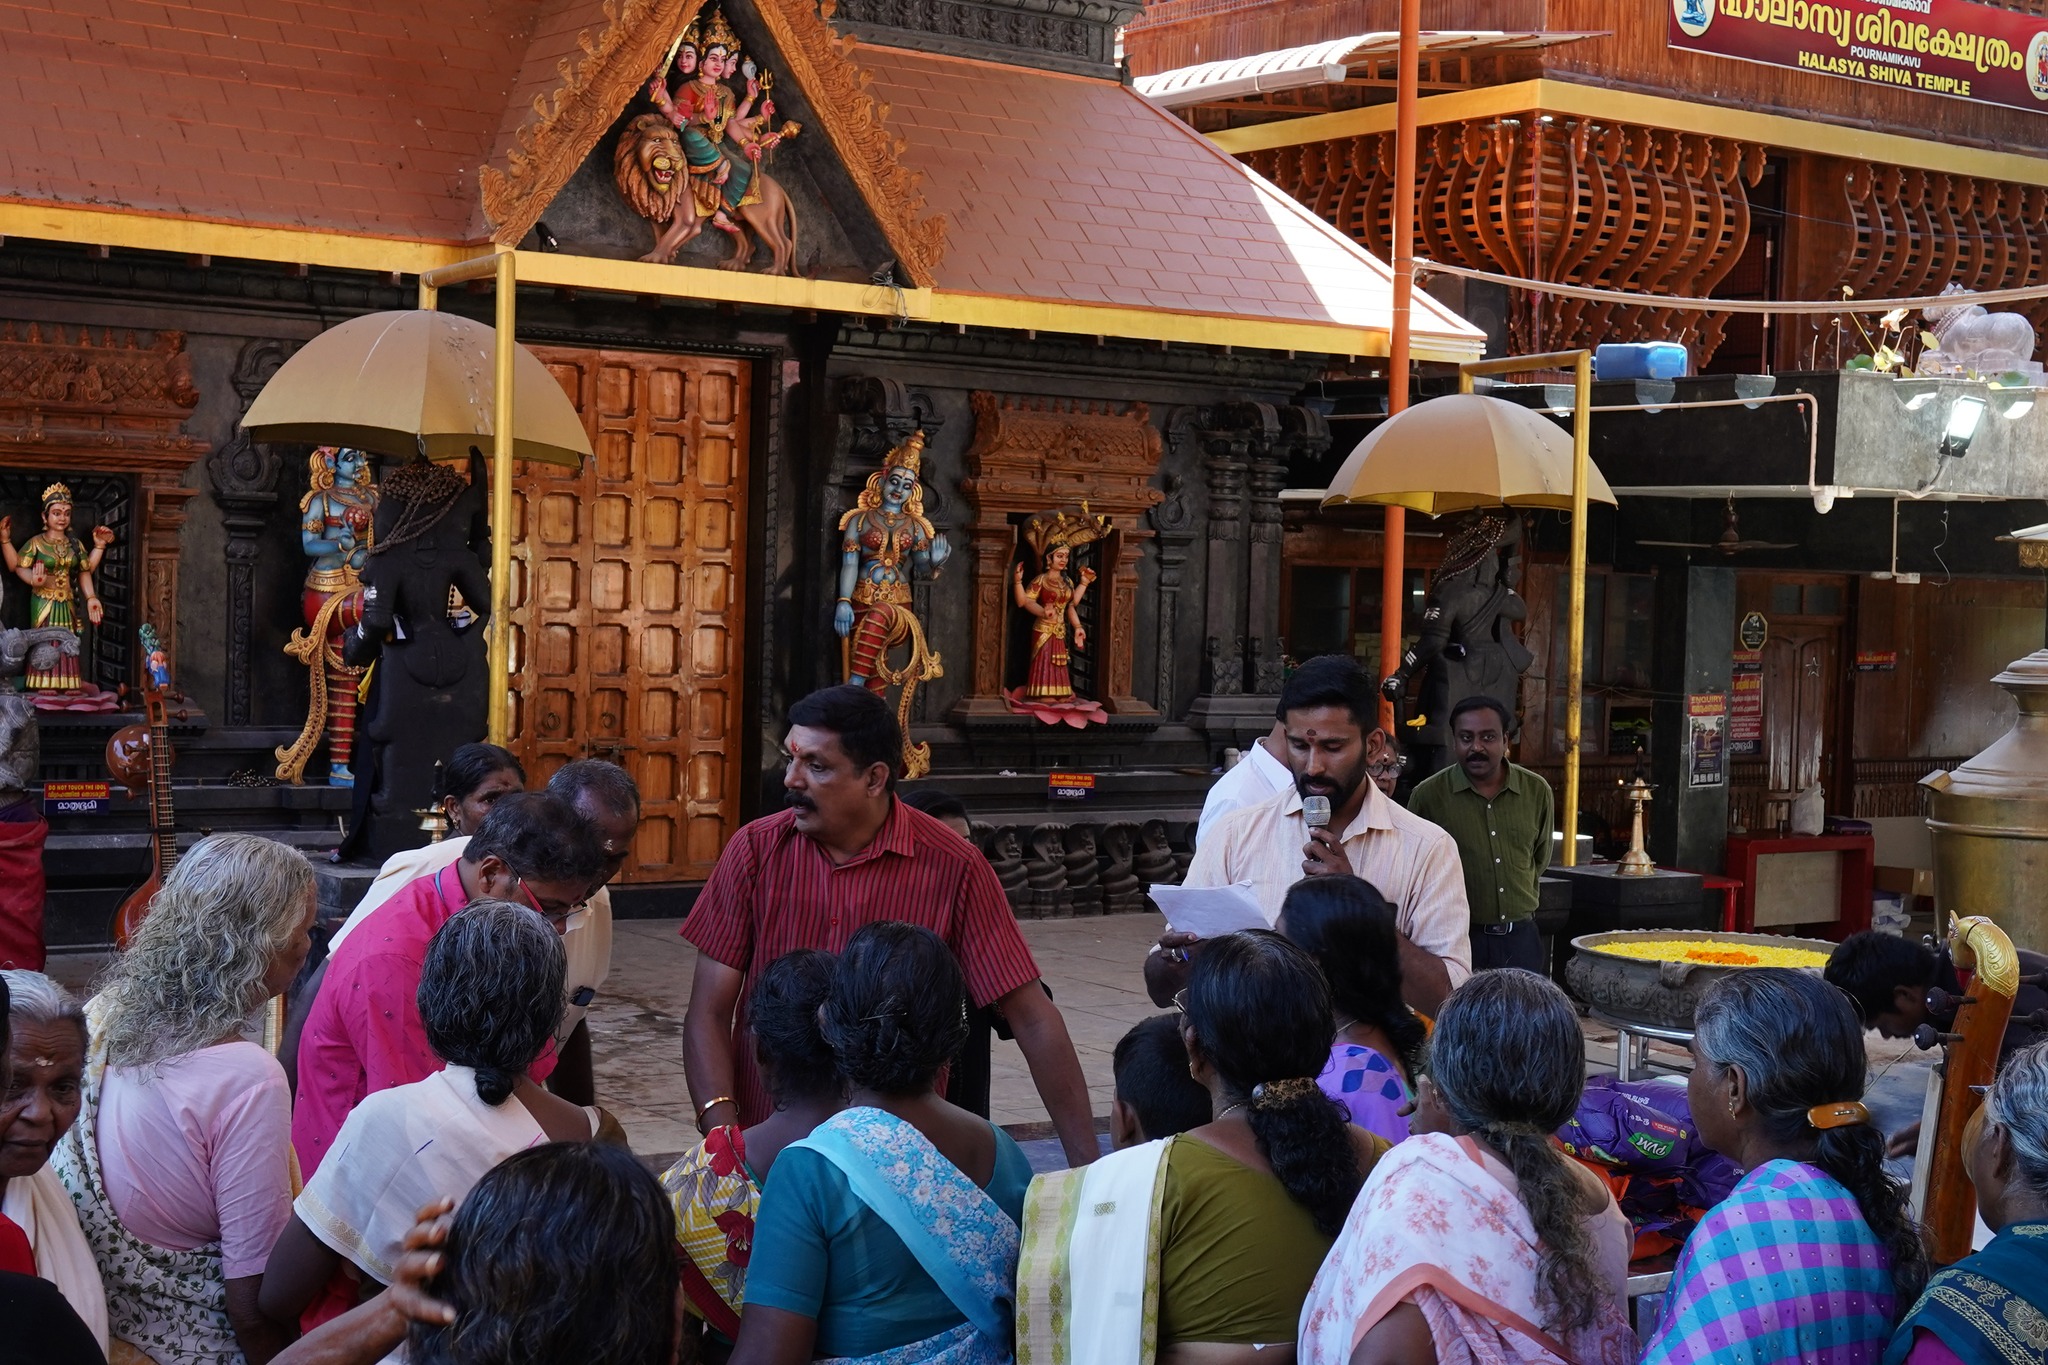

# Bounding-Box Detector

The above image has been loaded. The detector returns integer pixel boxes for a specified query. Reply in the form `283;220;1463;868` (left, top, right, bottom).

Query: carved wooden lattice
1248;118;1765;364
1821;164;2048;364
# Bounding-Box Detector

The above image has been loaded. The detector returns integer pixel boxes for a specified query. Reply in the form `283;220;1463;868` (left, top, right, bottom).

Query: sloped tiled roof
0;0;556;239
854;45;1481;349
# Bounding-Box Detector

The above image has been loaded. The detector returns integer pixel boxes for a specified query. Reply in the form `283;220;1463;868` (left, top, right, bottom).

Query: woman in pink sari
1299;969;1637;1365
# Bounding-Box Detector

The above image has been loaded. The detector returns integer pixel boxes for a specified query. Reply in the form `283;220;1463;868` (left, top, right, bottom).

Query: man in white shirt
1154;655;1470;1013
1196;724;1291;847
313;758;638;1104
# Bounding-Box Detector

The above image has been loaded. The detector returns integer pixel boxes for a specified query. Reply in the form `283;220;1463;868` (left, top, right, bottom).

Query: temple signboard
1670;0;2048;114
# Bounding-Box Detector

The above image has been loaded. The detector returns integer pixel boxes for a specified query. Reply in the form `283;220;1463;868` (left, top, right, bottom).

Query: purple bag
1558;1077;1739;1211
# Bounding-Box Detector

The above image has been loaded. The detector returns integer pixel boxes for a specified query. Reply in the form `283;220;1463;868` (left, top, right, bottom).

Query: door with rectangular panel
512;346;751;882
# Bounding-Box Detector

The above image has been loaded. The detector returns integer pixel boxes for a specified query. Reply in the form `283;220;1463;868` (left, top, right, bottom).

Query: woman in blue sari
733;922;1031;1365
1885;1038;2048;1365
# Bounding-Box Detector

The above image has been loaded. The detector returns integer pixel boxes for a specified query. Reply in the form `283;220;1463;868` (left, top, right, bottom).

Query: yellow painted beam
1206;78;2048;187
509;250;934;318
926;289;1481;361
0;199;1485;359
0;201;474;274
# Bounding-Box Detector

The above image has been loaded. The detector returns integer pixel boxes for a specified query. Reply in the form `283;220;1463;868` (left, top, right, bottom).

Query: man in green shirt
1406;695;1553;973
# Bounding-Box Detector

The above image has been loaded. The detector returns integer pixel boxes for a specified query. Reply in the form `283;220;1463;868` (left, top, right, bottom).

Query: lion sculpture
614;112;799;275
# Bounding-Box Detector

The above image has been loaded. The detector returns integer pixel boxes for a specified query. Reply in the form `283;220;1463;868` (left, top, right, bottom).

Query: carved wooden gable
955;392;1164;721
0;323;203;687
481;0;945;284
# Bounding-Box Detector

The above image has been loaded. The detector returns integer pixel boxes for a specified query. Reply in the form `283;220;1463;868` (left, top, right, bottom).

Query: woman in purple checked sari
1639;969;1928;1365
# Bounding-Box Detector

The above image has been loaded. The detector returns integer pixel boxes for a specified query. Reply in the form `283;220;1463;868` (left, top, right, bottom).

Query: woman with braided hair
1018;930;1386;1365
1638;968;1925;1365
1299;968;1637;1365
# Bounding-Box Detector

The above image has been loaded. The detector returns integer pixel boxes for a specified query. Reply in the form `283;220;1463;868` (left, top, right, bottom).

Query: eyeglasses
1172;987;1189;1015
511;877;580;926
1368;756;1409;779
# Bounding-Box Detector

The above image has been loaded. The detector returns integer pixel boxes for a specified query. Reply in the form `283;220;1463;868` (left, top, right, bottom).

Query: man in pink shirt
291;792;604;1176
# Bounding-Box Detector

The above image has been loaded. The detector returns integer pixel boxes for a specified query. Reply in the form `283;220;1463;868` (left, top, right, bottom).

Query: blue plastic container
1594;342;1689;381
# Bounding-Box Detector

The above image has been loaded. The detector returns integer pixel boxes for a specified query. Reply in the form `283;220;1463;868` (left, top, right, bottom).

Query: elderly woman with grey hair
1639;968;1927;1365
1;969;106;1352
1883;1037;2048;1365
1299;968;1636;1365
54;833;318;1365
260;901;620;1334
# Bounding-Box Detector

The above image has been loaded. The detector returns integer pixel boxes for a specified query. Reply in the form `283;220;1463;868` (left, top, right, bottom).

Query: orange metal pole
1379;0;1421;731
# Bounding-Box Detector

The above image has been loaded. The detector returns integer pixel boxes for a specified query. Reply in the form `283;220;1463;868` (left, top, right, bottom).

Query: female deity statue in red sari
834;430;947;777
1005;508;1110;727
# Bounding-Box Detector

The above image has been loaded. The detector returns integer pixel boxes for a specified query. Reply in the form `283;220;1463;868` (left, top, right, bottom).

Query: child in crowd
1109;1014;1212;1149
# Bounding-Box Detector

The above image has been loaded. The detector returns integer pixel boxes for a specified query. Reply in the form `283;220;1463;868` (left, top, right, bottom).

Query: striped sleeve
953;851;1042;1009
681;823;762;972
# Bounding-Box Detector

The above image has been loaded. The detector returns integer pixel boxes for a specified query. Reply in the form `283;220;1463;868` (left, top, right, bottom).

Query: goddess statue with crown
276;447;378;785
835;431;948;776
1006;508;1110;726
0;484;114;692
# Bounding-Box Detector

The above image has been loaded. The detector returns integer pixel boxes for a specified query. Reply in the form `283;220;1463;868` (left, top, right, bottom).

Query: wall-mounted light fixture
1940;395;1987;459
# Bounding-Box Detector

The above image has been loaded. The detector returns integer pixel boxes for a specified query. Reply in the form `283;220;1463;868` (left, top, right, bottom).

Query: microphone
1302;794;1332;829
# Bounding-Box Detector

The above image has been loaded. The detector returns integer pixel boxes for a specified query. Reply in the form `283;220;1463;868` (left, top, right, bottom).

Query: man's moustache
785;793;817;811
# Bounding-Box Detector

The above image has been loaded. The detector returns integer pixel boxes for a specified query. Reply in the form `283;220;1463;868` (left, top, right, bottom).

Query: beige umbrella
241;310;590;467
1321;374;1618;868
1322;391;1616;513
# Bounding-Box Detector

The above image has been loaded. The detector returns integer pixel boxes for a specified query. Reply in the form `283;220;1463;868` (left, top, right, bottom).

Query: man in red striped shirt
682;685;1098;1166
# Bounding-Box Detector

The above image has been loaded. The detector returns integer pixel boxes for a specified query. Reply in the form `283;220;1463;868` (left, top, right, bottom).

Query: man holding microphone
1149;655;1471;1014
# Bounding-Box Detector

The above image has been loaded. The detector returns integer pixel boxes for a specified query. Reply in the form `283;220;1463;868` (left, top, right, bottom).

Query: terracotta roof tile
853;43;1478;343
0;0;552;239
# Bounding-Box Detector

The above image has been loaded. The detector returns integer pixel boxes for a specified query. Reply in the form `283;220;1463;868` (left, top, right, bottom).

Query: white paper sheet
1149;882;1273;938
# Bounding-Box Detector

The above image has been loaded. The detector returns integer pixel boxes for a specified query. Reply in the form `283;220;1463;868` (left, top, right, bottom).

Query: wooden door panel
513;346;751;882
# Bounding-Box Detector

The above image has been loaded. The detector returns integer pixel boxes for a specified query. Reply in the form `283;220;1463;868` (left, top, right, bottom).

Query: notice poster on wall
1729;671;1764;755
1669;0;2048;116
1688;693;1729;788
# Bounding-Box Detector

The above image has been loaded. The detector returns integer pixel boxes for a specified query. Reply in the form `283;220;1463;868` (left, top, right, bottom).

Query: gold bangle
695;1095;736;1127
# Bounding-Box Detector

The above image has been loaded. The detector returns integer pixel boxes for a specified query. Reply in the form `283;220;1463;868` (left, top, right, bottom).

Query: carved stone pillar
1148;474;1195;717
1185;404;1285;746
207;339;298;725
1245;416;1287;663
1200;424;1250;655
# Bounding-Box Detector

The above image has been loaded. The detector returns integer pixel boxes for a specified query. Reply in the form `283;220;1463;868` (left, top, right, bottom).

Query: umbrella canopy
1323;392;1616;513
241;310;591;467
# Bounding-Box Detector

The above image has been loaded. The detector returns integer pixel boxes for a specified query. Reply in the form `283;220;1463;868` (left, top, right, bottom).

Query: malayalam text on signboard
1670;0;2048;115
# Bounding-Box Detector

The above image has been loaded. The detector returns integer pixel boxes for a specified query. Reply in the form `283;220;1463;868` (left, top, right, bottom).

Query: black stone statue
1381;509;1532;782
341;452;491;860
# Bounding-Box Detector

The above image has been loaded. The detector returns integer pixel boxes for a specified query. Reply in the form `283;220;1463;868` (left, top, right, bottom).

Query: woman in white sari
261;900;620;1329
734;922;1032;1365
1;969;106;1352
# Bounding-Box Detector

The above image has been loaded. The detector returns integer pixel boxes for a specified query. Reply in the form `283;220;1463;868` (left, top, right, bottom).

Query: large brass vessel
1923;651;2048;954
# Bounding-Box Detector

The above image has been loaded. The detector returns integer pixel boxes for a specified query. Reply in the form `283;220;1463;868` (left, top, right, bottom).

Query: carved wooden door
510;347;750;883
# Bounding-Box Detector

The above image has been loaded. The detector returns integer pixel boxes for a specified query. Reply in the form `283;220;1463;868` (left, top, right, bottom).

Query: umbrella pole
1378;0;1421;732
488;250;516;746
1561;352;1591;870
417;247;521;747
1456;349;1595;868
